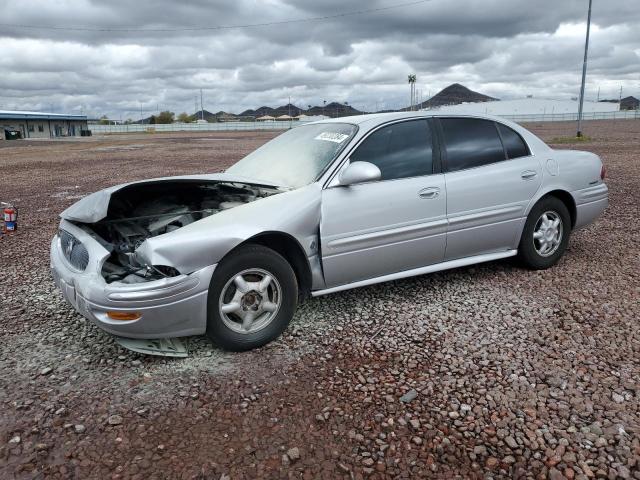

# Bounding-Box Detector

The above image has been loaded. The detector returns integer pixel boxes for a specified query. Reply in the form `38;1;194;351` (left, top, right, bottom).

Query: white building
429;99;619;116
1;110;88;140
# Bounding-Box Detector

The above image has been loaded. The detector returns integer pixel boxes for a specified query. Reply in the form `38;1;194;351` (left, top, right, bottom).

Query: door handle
521;170;537;180
418;187;440;199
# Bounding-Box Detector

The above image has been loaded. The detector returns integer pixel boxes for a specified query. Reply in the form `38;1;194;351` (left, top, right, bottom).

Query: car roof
313;110;517;128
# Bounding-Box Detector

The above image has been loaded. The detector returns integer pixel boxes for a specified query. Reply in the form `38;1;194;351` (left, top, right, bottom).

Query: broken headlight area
73;179;280;284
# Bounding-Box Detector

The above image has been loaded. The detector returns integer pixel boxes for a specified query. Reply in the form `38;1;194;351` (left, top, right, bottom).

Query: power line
0;0;432;33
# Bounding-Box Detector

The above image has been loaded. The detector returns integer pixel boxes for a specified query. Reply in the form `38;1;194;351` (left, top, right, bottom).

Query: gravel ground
0;121;638;479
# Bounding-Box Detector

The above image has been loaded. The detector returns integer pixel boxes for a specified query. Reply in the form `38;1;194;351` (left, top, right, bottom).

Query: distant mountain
200;102;362;119
411;83;497;110
191;110;217;122
620;96;639;110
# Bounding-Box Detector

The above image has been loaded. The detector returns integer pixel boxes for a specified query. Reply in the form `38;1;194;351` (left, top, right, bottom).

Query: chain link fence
89;109;639;134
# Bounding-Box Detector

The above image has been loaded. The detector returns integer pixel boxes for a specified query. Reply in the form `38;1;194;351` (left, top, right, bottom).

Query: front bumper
50;220;216;338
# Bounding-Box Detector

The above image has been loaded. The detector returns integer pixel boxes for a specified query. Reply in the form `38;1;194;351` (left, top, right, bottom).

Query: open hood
59;173;285;283
60;172;282;223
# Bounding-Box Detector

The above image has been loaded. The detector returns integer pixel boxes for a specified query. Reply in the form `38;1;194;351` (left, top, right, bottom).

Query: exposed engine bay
79;180;280;284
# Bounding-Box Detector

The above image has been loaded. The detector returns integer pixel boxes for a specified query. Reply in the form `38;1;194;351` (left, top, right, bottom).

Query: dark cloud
0;0;638;117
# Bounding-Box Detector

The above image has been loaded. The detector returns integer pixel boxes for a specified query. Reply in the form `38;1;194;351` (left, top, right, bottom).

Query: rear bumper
573;183;608;230
50;222;216;338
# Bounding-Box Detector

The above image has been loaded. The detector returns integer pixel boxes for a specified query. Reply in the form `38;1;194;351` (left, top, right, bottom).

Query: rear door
438;117;542;260
320;119;447;288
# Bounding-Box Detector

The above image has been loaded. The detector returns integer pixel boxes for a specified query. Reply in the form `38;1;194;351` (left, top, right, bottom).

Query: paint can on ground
2;205;18;233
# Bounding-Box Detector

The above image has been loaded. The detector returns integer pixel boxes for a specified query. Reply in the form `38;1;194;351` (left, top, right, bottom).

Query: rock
486;457;499;468
287;447;300;462
411;436;423;445
549;467;566;480
400;389;418;403
107;415;123;425
409;419;420;430
473;445;487;455
505;436;518;449
40;367;53;376
362;458;374;467
35;443;49;451
611;392;624;404
74;424;86;434
617;466;630;479
8;436;21;445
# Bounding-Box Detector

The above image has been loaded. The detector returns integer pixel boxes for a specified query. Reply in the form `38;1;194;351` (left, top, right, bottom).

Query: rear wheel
518;196;571;270
206;245;298;351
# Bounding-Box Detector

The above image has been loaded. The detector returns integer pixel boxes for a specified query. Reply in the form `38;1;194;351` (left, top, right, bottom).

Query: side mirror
339;161;381;186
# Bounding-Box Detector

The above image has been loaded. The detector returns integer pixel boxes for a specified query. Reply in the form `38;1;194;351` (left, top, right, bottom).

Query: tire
206;244;298;351
518;196;571;270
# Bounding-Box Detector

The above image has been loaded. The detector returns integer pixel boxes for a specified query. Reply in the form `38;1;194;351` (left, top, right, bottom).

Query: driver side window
349;120;433;181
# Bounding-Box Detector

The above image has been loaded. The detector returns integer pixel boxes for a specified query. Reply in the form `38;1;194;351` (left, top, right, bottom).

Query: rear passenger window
350;120;433;180
440;118;506;172
496;123;530;159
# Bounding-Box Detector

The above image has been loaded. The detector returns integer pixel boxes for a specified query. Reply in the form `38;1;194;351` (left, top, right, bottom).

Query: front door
320;119;447;288
438;117;542;260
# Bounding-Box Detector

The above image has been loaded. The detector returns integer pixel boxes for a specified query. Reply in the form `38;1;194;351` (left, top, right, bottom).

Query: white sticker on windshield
315;132;349;144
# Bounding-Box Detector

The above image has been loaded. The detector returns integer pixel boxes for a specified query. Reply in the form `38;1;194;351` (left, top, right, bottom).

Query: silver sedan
51;112;608;351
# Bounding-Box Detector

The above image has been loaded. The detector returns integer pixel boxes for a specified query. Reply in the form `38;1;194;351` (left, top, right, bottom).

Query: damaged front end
51;176;284;341
71;179;281;284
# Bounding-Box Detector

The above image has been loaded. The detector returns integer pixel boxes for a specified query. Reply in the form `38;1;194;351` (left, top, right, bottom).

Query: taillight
600;164;606;180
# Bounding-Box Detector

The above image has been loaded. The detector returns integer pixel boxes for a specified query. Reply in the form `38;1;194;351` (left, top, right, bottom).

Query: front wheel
206;245;298;351
518;196;571;270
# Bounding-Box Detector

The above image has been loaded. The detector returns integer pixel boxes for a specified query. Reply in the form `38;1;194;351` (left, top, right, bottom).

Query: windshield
227;123;357;188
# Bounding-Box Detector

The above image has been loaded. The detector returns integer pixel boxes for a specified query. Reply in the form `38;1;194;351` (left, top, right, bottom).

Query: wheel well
545;190;576;228
241;232;312;299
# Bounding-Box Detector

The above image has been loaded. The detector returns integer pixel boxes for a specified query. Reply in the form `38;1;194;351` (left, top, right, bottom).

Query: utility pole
200;89;204;121
576;0;593;138
597;86;600;102
195;96;198;119
619;85;623;103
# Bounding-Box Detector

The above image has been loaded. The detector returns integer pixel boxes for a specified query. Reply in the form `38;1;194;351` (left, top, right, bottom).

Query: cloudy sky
0;0;638;119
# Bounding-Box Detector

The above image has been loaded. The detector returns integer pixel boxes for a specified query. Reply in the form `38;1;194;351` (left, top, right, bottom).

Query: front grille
59;229;89;271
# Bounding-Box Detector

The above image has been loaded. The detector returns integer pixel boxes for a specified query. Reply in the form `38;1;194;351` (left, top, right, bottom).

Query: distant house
276;115;295;121
256;115;275;122
620;96;639;110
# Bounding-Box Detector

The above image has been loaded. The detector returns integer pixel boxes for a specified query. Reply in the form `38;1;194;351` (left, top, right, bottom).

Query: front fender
135;183;322;274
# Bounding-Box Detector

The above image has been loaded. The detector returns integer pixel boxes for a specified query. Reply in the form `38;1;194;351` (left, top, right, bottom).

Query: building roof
0;110;87;121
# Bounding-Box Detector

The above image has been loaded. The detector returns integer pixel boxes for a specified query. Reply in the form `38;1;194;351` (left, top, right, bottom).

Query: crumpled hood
60;172;282;223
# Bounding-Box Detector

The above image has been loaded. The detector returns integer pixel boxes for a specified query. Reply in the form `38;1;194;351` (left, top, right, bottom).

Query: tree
156;111;175;124
177;112;192;123
98;115;110;125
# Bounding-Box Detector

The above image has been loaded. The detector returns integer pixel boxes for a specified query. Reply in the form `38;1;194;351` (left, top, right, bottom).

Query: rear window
496;123;530;159
440;118;506;172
